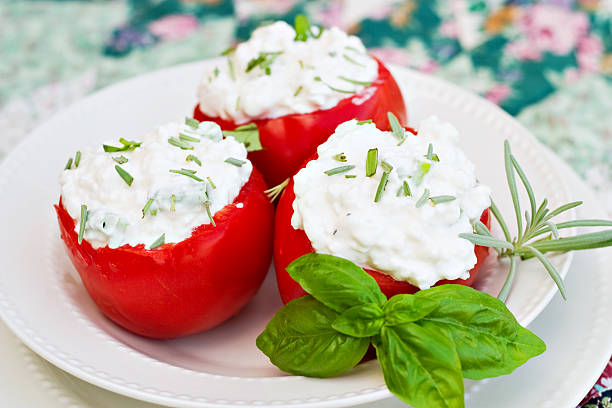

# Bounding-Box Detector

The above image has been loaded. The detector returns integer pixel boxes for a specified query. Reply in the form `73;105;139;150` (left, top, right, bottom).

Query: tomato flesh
193;58;407;186
274;178;491;304
55;169;274;339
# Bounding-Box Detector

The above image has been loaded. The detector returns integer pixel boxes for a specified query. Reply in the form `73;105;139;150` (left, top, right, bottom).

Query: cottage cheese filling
60;120;252;249
291;117;491;289
197;21;378;124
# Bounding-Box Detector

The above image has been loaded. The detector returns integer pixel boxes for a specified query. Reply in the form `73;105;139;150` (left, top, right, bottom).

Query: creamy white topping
197;21;378;124
60;121;252;249
291;117;491;289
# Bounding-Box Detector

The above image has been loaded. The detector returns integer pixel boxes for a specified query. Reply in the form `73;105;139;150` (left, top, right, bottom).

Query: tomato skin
193;58;407;187
274;178;491;304
55;169;274;339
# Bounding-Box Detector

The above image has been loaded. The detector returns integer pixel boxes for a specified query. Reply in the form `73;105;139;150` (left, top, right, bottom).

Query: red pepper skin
55;169;274;339
193;58;407;187
273;178;491;304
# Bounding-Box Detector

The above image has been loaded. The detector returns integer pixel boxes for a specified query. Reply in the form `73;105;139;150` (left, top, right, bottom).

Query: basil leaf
383;294;439;326
332;303;384;337
256;296;369;377
416;285;546;380
374;323;464;408
222;123;263;152
287;253;387;312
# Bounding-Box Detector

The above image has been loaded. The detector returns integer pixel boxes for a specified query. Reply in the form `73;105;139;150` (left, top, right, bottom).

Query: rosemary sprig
459;140;612;302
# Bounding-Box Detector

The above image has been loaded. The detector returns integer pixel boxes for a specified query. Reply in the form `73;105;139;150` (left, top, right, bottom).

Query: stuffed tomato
193;18;407;186
274;117;492;304
56;119;274;339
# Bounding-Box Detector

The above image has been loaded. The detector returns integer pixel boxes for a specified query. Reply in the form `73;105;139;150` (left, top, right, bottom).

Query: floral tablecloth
1;0;611;406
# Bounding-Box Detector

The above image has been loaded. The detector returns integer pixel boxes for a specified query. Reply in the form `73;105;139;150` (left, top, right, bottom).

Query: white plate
0;61;586;407
1;149;610;408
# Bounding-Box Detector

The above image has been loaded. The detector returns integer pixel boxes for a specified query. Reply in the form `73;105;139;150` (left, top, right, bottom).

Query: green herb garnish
204;201;216;227
313;76;355;94
293;14;323;41
169;169;204;182
115;165;134;186
186;154;201;166
103;139;142;153
332;153;347;162
343;54;366;67
179;133;200;143
381;160;393;173
168;137;194;150
325;165;355;176
388;112;404;142
415;188;430;208
150;233;165;249
345;175;357;179
207;176;216;189
429;195;456;205
170;194;176;212
228;58;235;81
113;155;128;164
142;198;154;218
365;148;378;177
221;46;235;56
374;172;390;203
338;76;372;87
246;51;282;74
78;204;88;244
74;151;81;168
265;178;289;203
397;180;411;197
425;143;434;160
225;157;246;167
214;67;220;77
356;119;373;125
223;123;263;152
257;253;546;408
414;162;431;185
185;117;199;129
64;157;73;170
294;86;303;97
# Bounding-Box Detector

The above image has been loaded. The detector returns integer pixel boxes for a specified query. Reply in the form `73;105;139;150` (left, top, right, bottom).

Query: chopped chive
113;155;128;164
168;137;194;150
265;67;271;75
180;168;197;174
366;148;378;177
214;67;219;77
185;117;199;128
207;176;216;189
344;45;363;53
235;96;241;110
414;162;431;185
169;169;203;182
356;119;373;125
429;195;456;205
325;165;356;176
179;133;200;143
228;58;235;81
103;139;141;153
221;46;235;56
313;76;354;94
119;138;138;147
298;60;304;69
374;172;390;203
425;143;434;160
294;86;303;97
142;198;154;218
432;153;440;162
345;175;357;179
397;180;411;197
170;194;176;212
78;204;88;244
204;201;216;227
74;151;81;168
115;165;134;186
150;233;165;249
186;154;201;166
332;152;347;162
225;157;246;167
381;160;393;173
328;51;337;57
343;54;366;67
64;157;73;170
338;76;372;86
388;112;404;141
416;189;430;208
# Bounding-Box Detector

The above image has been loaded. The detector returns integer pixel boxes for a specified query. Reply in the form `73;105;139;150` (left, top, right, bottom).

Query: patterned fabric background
1;0;611;405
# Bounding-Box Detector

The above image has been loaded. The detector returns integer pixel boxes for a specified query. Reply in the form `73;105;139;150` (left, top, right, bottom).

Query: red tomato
55;169;274;339
193;58;407;187
274;178;491;304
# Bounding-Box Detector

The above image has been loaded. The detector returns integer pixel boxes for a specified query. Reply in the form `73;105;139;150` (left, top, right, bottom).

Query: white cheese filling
197;21;379;124
291;117;491;289
60;120;252;249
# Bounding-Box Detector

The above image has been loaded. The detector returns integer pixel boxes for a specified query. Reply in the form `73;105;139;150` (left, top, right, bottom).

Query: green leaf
373;323;464;408
332;303;384;337
383;294;439;326
287;253;387;313
256;296;369;377
416;285;546;379
223;123;263;152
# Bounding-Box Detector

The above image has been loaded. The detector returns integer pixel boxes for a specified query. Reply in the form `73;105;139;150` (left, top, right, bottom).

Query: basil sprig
222;123;263;152
257;253;545;408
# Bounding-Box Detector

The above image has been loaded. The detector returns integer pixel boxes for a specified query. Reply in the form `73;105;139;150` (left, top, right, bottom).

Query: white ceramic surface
0;62;601;408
